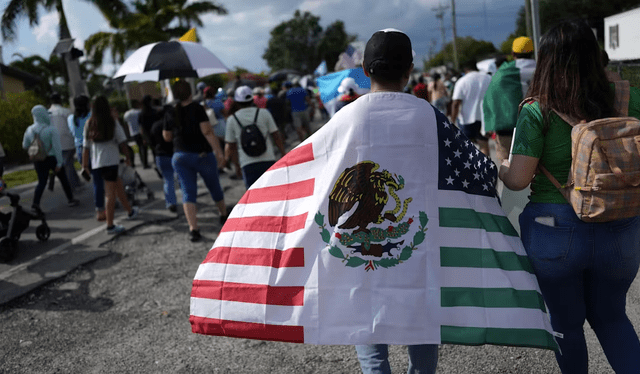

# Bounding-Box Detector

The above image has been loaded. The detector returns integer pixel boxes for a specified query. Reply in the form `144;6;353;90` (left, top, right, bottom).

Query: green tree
262;11;356;74
85;0;227;68
9;54;68;102
317;20;357;72
425;37;497;70
502;0;640;54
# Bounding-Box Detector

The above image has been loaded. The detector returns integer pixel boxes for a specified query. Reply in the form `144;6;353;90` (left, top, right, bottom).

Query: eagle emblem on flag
316;160;427;271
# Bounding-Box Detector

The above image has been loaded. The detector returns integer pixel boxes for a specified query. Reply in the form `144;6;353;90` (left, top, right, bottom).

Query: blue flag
316;67;370;117
314;61;328;76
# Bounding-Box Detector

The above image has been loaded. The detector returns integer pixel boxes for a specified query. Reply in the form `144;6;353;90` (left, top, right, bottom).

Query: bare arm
119;142;132;167
200;121;224;167
450;99;462;125
162;130;173;143
82;147;90;171
271;131;286;156
498;154;539;191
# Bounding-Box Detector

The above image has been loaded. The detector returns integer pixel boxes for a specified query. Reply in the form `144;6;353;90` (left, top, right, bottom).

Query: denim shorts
172;151;224;204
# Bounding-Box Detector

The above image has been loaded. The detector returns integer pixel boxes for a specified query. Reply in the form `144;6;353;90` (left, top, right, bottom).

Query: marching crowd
7;19;640;374
18;75;320;241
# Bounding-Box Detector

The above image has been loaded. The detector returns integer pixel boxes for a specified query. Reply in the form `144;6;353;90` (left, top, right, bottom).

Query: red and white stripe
190;144;316;343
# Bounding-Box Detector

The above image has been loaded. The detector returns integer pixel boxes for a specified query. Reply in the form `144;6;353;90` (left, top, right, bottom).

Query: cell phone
81;169;91;181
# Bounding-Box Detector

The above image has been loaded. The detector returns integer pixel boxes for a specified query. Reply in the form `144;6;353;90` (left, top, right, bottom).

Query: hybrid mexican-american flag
190;92;557;350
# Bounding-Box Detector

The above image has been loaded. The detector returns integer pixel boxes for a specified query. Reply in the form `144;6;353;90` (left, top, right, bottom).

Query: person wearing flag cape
482;36;536;167
190;29;557;373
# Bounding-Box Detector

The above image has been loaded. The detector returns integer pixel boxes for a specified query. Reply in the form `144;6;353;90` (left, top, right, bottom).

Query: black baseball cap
363;29;413;76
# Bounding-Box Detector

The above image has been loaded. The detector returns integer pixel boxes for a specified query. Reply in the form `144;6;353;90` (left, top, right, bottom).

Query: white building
605;7;640;61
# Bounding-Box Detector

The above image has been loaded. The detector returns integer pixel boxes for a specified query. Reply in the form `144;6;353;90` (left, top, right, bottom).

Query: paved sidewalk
0;112;328;305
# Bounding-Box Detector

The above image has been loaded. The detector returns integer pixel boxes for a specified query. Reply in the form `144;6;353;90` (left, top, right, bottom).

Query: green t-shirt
511;86;640;203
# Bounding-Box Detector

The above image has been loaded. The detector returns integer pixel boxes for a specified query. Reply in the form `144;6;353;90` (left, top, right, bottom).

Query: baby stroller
118;161;154;206
0;188;50;263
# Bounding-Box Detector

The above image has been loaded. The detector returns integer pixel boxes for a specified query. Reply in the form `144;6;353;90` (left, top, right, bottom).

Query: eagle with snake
328;161;412;234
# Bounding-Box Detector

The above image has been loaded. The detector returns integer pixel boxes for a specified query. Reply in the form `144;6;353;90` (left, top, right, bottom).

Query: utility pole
524;0;532;37
530;0;541;58
451;0;459;71
0;45;5;100
432;2;449;52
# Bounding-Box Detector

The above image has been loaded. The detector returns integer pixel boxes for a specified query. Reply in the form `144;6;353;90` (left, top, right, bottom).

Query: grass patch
3;169;38;188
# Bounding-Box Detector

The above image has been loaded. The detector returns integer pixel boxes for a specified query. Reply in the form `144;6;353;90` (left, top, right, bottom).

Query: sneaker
220;214;229;225
168;205;177;213
127;206;140;220
106;225;125;235
96;210;106;221
189;229;201;242
67;199;80;207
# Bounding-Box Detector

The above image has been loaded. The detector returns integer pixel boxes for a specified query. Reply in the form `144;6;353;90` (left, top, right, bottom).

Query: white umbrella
113;41;229;82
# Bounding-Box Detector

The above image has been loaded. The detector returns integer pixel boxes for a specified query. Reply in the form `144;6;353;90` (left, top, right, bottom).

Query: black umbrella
268;69;302;83
113;41;229;82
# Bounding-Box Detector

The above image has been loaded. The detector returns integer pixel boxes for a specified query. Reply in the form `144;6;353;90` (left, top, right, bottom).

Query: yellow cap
512;36;533;53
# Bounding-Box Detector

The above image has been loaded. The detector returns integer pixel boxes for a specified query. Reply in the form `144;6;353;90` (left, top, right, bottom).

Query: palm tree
1;0;128;100
84;0;227;69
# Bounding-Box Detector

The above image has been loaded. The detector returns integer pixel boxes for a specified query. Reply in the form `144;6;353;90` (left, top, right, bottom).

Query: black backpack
233;109;267;157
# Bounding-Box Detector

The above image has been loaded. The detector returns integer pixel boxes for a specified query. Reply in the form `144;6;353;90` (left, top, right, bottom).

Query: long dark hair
86;95;115;142
141;95;154;116
73;95;90;123
527;19;613;123
172;80;193;130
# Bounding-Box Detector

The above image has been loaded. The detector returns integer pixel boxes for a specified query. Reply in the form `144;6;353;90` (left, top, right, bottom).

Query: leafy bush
0;91;43;164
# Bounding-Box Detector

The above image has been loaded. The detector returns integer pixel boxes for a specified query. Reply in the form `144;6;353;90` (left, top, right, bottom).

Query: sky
0;0;524;77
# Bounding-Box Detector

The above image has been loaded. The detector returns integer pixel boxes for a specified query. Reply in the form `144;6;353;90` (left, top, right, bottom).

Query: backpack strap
232;113;243;128
233;108;260;129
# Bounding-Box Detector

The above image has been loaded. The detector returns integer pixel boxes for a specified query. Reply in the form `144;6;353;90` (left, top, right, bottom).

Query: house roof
0;64;41;86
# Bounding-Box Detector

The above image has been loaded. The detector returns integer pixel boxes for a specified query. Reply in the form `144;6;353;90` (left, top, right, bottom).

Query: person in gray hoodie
22;105;79;213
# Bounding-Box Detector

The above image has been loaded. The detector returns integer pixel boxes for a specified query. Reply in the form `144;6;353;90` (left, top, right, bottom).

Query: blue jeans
355;344;438;374
520;202;640;373
33;156;74;207
242;161;275;189
156;155;177;207
172;151;223;204
77;146;105;211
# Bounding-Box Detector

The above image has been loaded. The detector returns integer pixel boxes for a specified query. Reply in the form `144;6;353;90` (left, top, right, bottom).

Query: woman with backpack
162;80;228;242
68;95;106;221
22;105;79;214
499;19;640;373
81;96;139;235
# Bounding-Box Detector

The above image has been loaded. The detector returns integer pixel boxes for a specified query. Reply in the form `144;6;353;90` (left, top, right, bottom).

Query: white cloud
33;11;59;44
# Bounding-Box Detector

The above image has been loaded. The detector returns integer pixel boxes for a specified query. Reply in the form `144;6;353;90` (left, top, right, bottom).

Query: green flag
483;61;527;133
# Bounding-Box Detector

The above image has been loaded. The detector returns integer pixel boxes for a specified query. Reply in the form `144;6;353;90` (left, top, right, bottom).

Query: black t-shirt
139;109;158;137
150;113;173;157
163;102;211;153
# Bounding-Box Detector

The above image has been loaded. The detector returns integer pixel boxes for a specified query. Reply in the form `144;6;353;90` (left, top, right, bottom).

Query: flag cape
482;60;527;133
317;68;370;117
190;92;557;350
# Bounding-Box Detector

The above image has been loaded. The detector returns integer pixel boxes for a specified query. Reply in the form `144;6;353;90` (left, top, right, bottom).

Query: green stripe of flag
441;247;534;274
441;326;558;351
442;287;546;312
439;207;519;237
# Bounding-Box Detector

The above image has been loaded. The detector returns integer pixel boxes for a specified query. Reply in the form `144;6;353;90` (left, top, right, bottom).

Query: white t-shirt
123;108;142;136
225;107;279;168
452;71;492;125
83;120;128;169
49;104;75;150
